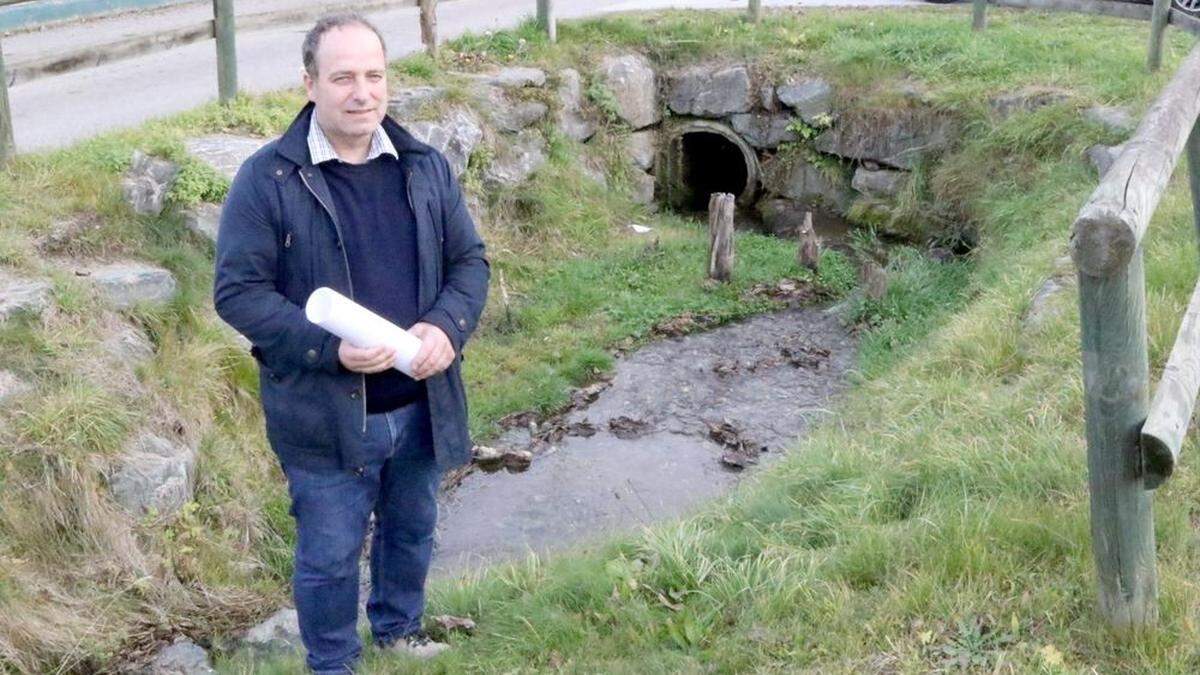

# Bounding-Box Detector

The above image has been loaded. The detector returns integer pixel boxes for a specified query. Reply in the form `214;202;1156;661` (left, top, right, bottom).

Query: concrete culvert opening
663;120;760;212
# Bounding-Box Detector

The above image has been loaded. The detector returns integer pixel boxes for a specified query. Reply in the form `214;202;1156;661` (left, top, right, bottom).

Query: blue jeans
281;398;442;674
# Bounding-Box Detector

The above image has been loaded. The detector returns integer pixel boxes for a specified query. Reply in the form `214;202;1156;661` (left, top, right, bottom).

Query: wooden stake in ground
537;0;557;43
0;37;14;167
213;0;238;104
419;0;438;58
861;258;887;301
707;192;735;282
797;211;820;273
748;0;762;23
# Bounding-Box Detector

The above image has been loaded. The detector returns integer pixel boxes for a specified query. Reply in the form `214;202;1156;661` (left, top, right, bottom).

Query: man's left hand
409;322;456;380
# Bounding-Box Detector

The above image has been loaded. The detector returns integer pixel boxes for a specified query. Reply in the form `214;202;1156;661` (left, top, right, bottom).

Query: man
213;13;489;673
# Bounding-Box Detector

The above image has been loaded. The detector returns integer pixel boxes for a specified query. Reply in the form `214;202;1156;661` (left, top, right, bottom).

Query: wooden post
972;0;987;31
707;193;735;282
748;0;762;23
0;37;13;167
797;211;819;273
1187;120;1200;245
1149;0;1170;71
213;0;237;104
1075;254;1158;634
420;0;438;58
537;0;557;43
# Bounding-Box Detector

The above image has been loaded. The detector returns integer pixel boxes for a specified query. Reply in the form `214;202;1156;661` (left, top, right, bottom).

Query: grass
1;4;1199;673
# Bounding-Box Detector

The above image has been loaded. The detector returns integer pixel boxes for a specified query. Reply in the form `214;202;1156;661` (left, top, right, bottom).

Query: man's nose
351;76;370;101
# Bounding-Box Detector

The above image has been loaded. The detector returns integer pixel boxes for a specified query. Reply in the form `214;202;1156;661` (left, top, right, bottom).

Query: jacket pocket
260;369;336;450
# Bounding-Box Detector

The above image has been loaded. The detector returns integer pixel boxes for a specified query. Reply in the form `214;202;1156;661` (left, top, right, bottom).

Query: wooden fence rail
1070;40;1200;635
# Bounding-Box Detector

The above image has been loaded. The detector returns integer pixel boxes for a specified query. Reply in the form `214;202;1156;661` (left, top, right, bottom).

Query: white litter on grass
629;224;653;234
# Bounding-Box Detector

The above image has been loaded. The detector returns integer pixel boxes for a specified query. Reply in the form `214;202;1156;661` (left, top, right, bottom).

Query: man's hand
409;322;455;380
339;341;397;374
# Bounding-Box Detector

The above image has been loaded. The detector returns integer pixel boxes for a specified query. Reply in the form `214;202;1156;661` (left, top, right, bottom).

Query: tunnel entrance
661;120;760;213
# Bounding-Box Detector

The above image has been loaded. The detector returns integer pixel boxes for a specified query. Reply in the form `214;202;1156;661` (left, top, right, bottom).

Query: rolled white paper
304;287;423;377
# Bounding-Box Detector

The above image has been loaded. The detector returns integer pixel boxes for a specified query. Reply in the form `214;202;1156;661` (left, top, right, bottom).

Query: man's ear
302;69;316;102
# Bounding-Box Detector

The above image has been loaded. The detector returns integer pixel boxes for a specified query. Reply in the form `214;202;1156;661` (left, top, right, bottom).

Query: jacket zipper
299;169;368;434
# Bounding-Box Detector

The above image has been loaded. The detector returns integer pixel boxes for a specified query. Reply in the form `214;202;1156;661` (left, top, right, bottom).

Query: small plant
169;158;230;207
785;113;833;142
586;81;623;124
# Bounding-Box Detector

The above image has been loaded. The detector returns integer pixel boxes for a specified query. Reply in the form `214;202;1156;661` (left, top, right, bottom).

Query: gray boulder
242;608;304;655
814;109;955;169
472;85;548;132
1084;105;1136;136
407;108;484;179
0;370;32;406
483;131;548;189
989;87;1070;120
1023;256;1076;332
776;77;833;124
598;54;660;130
104;322;155;366
184;135;267;181
762;156;851;213
109;434;196;517
87;262;177;309
1085;143;1125;177
759;84;779;111
729;113;797;149
851;167;908;199
755;198;810;238
469;66;547;88
666;64;752;117
183;203;221;244
0;274;52;322
628;130;658;171
629;170;656;205
143;638;214;675
387;86;446;121
122;151;179;217
556;68;596;142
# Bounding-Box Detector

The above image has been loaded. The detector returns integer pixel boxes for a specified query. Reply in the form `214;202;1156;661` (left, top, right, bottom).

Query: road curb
5;0;442;86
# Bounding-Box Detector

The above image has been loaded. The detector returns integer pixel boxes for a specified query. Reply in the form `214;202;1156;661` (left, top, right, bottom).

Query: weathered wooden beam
707;192;735;282
1077;249;1158;633
420;0;438;58
1148;0;1170;72
1142;278;1200;488
748;0;761;23
1070;43;1200;277
1188;119;1200;246
213;0;237;104
0;36;13;166
972;0;987;31
538;0;557;43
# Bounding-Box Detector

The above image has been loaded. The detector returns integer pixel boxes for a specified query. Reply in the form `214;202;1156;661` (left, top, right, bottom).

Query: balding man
214;13;488;673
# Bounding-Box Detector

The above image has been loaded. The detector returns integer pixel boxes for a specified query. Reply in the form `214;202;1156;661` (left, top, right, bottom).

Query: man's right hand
338;341;397;374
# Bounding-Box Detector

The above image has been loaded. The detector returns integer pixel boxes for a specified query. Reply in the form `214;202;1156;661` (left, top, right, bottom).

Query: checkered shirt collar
307;116;398;164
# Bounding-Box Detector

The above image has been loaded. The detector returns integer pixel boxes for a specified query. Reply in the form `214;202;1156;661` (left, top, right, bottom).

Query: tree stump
419;0;439;58
797;211;820;273
708;193;735;282
862;259;888;301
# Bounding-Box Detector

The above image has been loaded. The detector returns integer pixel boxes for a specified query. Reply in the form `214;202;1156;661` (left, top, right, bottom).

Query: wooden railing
1070;40;1200;634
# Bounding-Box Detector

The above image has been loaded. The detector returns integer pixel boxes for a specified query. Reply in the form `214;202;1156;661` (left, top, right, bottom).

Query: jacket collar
276;102;433;168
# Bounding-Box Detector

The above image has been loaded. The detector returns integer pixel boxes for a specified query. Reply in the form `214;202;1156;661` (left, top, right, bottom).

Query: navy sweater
322;156;426;413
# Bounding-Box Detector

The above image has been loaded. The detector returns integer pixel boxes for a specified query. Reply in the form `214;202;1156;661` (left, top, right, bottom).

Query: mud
431;305;858;578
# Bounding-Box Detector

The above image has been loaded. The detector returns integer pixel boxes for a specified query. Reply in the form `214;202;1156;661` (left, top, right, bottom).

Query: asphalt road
6;0;921;152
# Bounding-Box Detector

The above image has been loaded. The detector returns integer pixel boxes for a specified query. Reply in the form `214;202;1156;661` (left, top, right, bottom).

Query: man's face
304;24;388;144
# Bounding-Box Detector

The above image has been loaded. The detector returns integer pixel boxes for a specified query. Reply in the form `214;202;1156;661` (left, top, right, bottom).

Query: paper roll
304;287;423;377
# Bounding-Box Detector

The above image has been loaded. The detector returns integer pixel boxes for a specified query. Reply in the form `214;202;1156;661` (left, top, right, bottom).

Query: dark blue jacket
214;103;489;472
